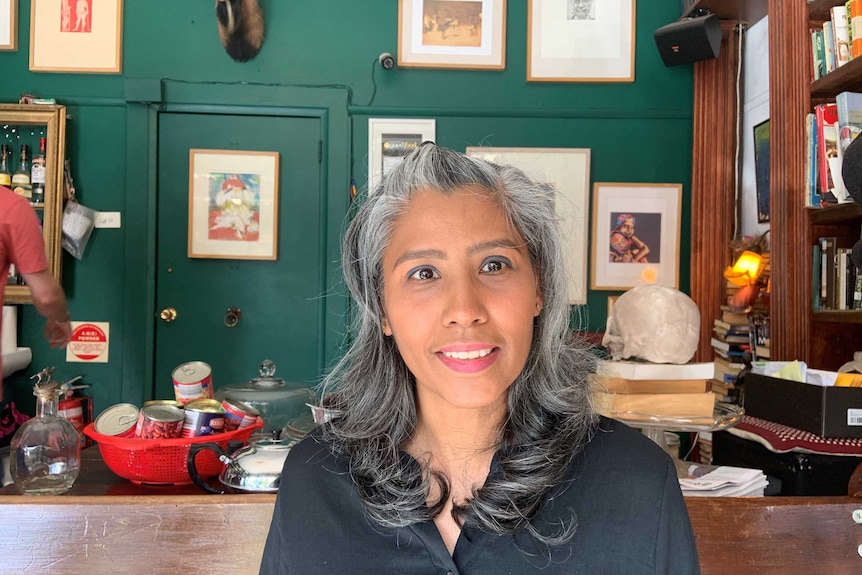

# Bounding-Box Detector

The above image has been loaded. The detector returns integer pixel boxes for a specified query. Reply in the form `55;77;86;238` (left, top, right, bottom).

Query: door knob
160;307;177;322
224;306;242;328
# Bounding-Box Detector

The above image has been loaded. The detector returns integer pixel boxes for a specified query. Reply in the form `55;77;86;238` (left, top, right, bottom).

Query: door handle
224;306;242;328
160;307;178;322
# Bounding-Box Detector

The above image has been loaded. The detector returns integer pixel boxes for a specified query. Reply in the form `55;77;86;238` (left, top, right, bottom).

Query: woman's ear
216;0;265;62
382;317;392;336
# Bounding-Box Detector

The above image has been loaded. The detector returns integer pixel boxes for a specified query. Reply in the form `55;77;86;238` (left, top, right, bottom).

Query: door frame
123;80;350;404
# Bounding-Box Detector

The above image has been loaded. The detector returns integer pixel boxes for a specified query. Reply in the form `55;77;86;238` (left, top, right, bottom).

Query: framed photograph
0;0;18;51
368;118;436;193
753;119;770;223
30;0;123;73
188;149;280;260
591;182;681;290
465;147;591;304
527;0;635;82
398;0;506;69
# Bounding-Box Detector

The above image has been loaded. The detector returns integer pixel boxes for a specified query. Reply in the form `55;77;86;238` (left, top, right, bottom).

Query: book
832;6;852;67
719;307;749;325
592;390;716;421
836;91;862;154
824;20;836;72
589;374;709;395
851;0;862;58
713;318;749;332
710;337;752;354
815;102;840;203
597;360;716;381
712;331;750;344
812;29;826;80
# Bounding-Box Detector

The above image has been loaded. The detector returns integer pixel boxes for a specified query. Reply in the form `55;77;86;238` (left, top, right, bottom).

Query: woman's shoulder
282;427;349;479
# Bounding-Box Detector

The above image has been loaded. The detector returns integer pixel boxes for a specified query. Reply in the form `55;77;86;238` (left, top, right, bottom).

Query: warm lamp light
724;250;765;286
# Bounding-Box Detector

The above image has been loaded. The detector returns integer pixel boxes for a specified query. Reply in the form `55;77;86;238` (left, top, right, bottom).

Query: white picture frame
466;146;591;305
368;118;436;193
590;182;681;290
527;0;635;82
0;0;18;51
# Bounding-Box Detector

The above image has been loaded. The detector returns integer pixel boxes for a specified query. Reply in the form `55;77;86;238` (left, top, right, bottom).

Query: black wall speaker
654;13;722;67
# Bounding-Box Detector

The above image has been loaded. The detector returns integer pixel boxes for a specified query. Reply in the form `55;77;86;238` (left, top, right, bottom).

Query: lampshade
723;250;765;286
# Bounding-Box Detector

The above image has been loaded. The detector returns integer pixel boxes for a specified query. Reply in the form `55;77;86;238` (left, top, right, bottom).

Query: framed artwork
591;182;681;290
30;0;123;73
465;147;591;304
0;0;18;51
398;0;506;69
527;0;635;82
753;119;770;223
368;118;436;193
188;149;280;260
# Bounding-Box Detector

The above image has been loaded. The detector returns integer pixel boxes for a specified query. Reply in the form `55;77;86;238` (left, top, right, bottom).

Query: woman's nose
442;276;487;327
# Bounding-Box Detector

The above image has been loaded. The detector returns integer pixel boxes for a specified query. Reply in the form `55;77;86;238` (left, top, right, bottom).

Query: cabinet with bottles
1;104;66;304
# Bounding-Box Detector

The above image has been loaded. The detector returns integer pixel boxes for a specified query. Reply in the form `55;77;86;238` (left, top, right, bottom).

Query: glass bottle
31;137;46;205
0;144;11;187
12;143;32;200
11;367;81;495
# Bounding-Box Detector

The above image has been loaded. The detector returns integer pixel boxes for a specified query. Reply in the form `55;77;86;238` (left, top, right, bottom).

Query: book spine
815;102;839;204
812;29;826;80
833;6;852;66
836;91;862;154
851;0;862;58
824;21;836;72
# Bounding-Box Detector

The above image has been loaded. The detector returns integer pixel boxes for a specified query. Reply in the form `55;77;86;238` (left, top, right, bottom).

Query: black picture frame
753;119;771;223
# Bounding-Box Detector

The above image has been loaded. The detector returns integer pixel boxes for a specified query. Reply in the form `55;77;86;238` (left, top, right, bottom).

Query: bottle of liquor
31;137;46;205
0;144;11;187
12;144;32;200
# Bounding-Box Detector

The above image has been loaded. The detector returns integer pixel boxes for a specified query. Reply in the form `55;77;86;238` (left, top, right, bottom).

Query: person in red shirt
0;186;72;402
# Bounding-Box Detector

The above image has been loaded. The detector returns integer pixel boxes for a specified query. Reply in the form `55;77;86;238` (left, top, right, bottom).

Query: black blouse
259;417;700;574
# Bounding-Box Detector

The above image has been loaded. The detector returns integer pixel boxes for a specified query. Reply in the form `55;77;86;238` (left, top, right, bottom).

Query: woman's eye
481;258;510;273
408;266;438;280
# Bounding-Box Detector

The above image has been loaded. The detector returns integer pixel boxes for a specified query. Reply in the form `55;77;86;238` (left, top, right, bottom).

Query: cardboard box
743;373;862;438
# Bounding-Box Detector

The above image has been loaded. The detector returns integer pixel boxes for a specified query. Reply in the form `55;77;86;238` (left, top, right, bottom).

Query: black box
743;373;862;438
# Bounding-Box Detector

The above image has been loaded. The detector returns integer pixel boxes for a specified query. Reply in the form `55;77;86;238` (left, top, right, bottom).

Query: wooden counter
2;448;862;574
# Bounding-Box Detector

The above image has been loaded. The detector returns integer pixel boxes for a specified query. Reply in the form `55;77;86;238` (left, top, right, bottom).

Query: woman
259;144;699;574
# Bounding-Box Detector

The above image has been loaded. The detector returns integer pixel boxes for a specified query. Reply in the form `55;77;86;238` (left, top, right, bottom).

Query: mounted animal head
216;0;265;62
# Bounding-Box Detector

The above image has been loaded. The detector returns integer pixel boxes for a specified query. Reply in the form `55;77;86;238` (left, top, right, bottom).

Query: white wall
740;17;771;240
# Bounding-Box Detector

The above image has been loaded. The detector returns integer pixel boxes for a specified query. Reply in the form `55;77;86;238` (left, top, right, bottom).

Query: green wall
0;1;693;415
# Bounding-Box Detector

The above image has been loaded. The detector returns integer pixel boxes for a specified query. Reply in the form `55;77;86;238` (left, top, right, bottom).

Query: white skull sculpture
602;284;701;364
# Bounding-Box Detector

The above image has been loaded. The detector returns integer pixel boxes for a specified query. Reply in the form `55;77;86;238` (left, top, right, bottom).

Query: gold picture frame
591;182;681;290
0;0;18;51
398;0;506;70
527;0;635;82
188;149;280;261
30;0;123;73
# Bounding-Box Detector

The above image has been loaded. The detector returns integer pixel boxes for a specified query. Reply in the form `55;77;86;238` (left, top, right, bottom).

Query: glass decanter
10;367;81;495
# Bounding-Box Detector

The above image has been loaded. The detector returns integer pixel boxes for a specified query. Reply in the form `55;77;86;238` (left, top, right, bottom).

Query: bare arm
630;236;650;262
19;269;72;349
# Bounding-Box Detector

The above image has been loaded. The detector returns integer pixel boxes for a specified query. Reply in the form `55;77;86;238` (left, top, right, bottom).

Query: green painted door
155;112;323;400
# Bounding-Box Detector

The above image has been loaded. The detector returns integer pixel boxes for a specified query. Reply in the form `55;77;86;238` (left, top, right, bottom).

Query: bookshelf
683;0;767;24
767;1;862;370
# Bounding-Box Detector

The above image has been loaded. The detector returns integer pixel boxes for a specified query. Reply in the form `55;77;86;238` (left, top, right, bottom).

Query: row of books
805;92;862;207
814;236;862;310
810;2;861;80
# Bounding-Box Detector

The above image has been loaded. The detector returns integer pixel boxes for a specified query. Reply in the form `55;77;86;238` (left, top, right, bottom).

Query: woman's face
381;186;543;415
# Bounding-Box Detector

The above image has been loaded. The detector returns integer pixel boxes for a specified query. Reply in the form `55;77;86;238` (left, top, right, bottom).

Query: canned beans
135;404;184;439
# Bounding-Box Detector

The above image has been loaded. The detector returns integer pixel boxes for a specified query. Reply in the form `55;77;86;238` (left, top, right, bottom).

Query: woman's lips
436;347;500;373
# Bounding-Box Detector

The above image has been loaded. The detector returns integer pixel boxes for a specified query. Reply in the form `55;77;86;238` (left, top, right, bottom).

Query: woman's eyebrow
391;248;446;270
467;238;523;257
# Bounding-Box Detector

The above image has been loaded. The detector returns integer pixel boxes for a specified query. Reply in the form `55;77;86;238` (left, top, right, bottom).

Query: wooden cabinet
1;104;66;305
769;1;862;370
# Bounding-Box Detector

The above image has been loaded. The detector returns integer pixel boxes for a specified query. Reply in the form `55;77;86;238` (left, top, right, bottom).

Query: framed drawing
753;119;770;223
591;182;681;290
398;0;506;69
465;147;591;304
368;118;436;193
188;149;280;260
527;0;635;82
30;0;123;73
0;0;18;51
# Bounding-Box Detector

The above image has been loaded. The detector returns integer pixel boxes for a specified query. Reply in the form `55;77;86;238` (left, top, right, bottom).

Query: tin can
94;403;139;437
143;399;185;410
221;398;260;431
172;361;214;405
135;404;185;439
58;397;85;436
182;398;225;437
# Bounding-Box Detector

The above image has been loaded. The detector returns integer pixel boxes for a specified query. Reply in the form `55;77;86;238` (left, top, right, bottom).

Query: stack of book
592;360;717;422
710;306;750;404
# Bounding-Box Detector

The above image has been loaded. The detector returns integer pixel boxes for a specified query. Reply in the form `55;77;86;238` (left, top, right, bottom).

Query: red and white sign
67;321;110;363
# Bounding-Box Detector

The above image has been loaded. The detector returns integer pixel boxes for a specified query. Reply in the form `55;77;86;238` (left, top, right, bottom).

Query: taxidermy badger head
216;0;265;62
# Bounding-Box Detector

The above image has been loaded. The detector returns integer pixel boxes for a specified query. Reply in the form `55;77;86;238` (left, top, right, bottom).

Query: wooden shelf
810;56;862;100
683;0;767;24
809;202;862;225
812;310;862;323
